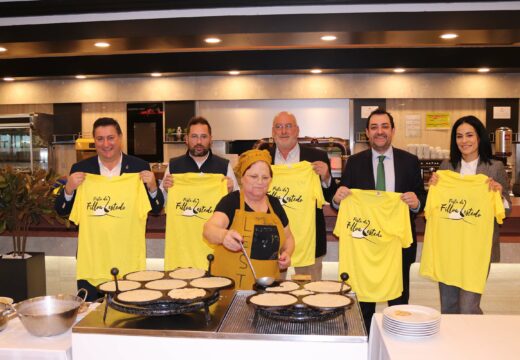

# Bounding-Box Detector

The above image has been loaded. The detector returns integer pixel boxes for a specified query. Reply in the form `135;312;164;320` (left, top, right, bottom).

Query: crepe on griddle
168;288;207;300
117;289;163;303
302;293;352;308
126;270;164;281
265;281;300;292
290;289;314;296
190;276;232;289
249;293;298;307
169;268;206;280
145;279;187;290
99;280;141;292
303;281;347;293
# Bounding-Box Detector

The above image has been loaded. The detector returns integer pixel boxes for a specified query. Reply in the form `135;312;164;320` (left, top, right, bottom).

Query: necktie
376;155;386;191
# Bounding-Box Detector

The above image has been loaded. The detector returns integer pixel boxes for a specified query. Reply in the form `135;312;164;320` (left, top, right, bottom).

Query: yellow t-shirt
69;173;151;285
333;189;412;302
269;161;325;267
420;170;505;294
164;173;227;270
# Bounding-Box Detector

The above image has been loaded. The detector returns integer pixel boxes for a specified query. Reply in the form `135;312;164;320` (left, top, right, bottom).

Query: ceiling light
393;68;406;73
205;37;221;44
94;42;110;48
3;77;15;82
0;47;7;52
229;70;240;75
75;75;87;79
151;72;162;77
321;35;337;41
310;69;322;74
478;68;490;73
440;33;458;40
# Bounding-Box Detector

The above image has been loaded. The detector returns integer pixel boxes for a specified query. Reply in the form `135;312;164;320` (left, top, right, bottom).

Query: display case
0;113;54;172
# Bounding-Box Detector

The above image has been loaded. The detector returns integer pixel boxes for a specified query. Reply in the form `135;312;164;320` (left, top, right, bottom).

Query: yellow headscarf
234;149;272;179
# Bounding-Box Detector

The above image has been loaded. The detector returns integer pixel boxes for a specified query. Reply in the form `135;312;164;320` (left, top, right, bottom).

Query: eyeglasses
273;123;294;130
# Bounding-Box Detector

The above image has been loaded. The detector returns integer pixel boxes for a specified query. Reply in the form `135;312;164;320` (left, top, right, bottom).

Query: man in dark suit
268;111;337;280
333;108;426;332
54;117;164;300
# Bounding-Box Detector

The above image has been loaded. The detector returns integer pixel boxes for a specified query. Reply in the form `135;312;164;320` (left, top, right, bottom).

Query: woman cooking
421;115;511;314
203;149;295;289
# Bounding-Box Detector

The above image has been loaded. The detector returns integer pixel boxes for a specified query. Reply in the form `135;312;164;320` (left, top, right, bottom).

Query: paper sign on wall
425;112;450;129
405;114;421;137
361;106;380;119
493;106;511;120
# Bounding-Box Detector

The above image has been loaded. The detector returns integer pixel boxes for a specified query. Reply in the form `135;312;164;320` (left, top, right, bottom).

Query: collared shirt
159;152;239;200
65;153;157;200
371;147;396;192
460;157;479;176
274;144;331;188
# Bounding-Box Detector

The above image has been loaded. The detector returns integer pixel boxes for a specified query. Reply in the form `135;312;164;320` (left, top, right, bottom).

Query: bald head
272;111;300;154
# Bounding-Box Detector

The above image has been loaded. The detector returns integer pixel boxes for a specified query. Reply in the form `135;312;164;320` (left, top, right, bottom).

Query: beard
189;146;210;157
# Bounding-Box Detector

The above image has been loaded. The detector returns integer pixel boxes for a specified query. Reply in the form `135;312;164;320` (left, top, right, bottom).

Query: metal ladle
238;241;275;287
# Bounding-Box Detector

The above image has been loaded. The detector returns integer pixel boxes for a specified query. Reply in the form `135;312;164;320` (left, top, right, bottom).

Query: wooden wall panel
0;104;53;115
387;98;486;151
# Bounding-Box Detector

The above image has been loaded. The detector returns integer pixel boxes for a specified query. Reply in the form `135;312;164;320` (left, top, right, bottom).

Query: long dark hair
449;115;492;169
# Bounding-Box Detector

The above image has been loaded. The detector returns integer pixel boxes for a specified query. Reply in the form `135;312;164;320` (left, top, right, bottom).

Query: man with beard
161;116;238;195
332;108;426;333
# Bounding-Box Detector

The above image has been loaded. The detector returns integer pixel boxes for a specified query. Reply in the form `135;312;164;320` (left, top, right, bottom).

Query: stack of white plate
382;304;441;338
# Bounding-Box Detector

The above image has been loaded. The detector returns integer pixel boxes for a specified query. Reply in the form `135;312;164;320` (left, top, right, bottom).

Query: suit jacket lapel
393;148;402;192
120;153;130;175
360;150;376;189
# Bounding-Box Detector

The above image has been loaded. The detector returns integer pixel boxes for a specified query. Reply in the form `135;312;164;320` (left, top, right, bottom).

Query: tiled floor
44;257;520;315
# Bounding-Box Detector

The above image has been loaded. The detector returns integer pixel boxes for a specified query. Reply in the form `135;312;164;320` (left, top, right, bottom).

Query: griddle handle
111;267;120;292
207;254;214;276
340;272;349;282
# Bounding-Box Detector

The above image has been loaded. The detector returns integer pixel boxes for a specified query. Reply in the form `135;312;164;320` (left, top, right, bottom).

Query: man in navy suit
268;111;337;280
333;109;426;333
54;117;164;300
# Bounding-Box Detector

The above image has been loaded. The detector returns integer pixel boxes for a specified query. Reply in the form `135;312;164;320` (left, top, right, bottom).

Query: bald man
267;111;337;280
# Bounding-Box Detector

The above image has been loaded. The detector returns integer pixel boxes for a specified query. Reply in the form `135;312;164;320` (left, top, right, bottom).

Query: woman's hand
278;250;291;270
222;229;243;252
487;177;503;193
428;172;439;187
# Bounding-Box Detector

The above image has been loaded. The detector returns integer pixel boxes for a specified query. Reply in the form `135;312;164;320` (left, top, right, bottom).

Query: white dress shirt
371;147;396;192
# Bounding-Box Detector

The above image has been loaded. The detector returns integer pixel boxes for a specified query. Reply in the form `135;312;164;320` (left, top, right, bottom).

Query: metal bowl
12;289;87;337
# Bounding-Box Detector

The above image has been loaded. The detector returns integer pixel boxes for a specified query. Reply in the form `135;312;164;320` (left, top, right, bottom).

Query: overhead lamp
478;68;490;73
440;33;458;40
151;72;162;77
321;35;337;41
75;75;87;79
310;69;322;74
393;68;406;73
229;70;240;75
0;47;7;52
204;37;221;44
3;77;15;81
94;42;110;48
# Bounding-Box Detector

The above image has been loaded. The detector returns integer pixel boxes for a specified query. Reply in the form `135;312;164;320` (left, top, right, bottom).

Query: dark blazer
338;147;426;246
54;154;164;216
269;144;337;258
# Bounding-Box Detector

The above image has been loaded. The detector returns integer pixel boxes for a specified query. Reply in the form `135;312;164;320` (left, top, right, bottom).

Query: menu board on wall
425;112;450;130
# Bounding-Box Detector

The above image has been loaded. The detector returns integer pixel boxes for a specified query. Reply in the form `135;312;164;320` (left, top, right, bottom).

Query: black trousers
359;242;417;335
77;279;104;302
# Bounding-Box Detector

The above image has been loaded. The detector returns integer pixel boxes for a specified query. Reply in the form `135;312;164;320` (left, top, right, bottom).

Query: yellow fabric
69;173;151;285
420;170;505;294
212;191;285;290
269;161;325;267
333;189;412;302
235;149;272;178
164;173;227;270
